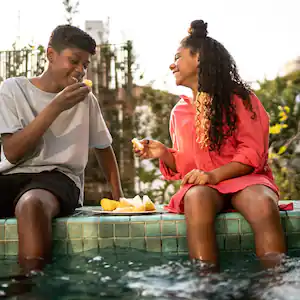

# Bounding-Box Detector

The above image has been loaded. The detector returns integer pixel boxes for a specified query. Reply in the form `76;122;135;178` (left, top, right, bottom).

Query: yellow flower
269;123;288;134
284;106;290;113
279;114;288;122
269;124;281;134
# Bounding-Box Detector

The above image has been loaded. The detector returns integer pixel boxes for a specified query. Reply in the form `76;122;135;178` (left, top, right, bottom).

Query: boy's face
47;47;91;90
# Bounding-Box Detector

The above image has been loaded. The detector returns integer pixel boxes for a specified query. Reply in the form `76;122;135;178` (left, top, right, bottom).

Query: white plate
91;209;160;215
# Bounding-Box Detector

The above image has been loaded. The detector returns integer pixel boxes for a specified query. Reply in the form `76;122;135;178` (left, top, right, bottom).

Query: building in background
85;20;109;45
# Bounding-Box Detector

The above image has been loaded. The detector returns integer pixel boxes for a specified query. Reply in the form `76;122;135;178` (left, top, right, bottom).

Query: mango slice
100;198;120;211
83;79;93;87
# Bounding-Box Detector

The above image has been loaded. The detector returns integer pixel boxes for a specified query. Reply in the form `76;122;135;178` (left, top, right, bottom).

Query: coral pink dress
160;94;279;214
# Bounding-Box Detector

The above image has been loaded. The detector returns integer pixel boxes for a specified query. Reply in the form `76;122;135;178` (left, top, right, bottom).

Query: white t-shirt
0;76;112;205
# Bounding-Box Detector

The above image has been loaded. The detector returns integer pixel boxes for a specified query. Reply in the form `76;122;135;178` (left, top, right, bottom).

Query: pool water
0;250;300;299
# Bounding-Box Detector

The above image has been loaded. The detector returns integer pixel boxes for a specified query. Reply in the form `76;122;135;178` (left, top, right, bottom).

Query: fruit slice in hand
83;79;93;87
131;138;144;150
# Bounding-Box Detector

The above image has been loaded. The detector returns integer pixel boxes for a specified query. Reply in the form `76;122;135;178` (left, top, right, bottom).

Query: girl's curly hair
181;20;255;151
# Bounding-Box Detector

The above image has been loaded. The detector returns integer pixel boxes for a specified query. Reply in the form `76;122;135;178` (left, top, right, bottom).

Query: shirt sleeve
159;111;184;180
0;80;23;135
88;94;112;149
231;94;269;172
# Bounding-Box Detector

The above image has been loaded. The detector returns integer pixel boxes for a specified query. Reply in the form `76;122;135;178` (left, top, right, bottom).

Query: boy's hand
52;82;90;112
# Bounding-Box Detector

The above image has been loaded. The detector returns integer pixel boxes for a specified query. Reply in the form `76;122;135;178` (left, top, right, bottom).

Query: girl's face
169;47;199;88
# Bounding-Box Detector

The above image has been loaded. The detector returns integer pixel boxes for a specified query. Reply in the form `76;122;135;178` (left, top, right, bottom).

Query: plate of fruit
93;195;159;215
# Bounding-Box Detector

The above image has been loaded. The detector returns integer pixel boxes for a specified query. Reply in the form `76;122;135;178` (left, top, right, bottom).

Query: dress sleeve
159;111;185;180
231;94;269;173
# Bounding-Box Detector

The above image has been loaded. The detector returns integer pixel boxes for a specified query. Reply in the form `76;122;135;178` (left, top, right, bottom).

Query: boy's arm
93;146;123;200
1;103;61;164
0;81;89;164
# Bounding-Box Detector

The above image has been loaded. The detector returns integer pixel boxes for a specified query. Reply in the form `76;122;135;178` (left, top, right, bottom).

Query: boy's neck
31;71;61;94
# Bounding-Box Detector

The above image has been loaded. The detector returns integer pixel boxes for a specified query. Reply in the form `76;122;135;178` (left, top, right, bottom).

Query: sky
0;0;299;95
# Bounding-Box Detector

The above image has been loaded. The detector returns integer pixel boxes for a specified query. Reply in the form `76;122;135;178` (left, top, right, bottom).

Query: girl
133;20;286;268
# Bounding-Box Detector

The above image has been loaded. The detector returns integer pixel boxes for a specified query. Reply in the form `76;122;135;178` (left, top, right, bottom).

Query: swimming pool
0;201;299;299
0;248;300;299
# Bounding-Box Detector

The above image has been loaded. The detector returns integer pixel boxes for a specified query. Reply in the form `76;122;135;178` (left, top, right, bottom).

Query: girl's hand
181;169;218;187
132;139;168;160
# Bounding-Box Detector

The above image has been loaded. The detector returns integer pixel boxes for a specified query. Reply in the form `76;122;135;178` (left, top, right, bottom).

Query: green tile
130;223;145;237
54;217;70;223
5;225;18;240
146;238;161;252
115;224;129;237
286;217;300;232
99;224;113;238
241;219;252;234
67;223;82;239
146;223;161;237
162;222;177;236
287;233;300;249
83;224;99;238
5;241;18;256
0;242;5;257
0;223;5;241
241;234;255;250
224;212;242;219
99;239;114;249
83;239;99;252
115;239;130;249
215;218;226;234
162;238;177;252
5;219;17;225
130;238;146;250
53;240;68;255
216;234;225;250
176;221;186;236
53;223;67;240
177;237;188;252
67;240;83;254
226;219;240;234
131;214;162;222
162;214;184;221
225;234;241;250
280;216;286;232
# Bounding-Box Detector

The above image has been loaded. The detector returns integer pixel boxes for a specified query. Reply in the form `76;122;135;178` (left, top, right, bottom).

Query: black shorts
0;170;80;218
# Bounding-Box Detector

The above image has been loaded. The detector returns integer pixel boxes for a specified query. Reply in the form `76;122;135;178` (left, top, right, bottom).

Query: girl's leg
184;185;225;266
231;185;286;268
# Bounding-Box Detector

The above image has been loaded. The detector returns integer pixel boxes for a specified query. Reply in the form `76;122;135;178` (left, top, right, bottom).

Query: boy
0;25;123;272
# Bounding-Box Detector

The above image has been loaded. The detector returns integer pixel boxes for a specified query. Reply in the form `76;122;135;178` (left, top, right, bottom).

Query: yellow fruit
144;201;156;211
131;138;144;150
118;201;132;208
100;198;120;211
83;79;93;87
133;205;146;212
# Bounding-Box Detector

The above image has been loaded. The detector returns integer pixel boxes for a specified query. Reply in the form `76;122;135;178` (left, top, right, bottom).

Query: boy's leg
15;189;59;271
231;185;286;268
14;171;79;272
184;185;225;266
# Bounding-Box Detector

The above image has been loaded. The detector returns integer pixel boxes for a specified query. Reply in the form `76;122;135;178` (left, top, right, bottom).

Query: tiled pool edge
1;204;300;258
